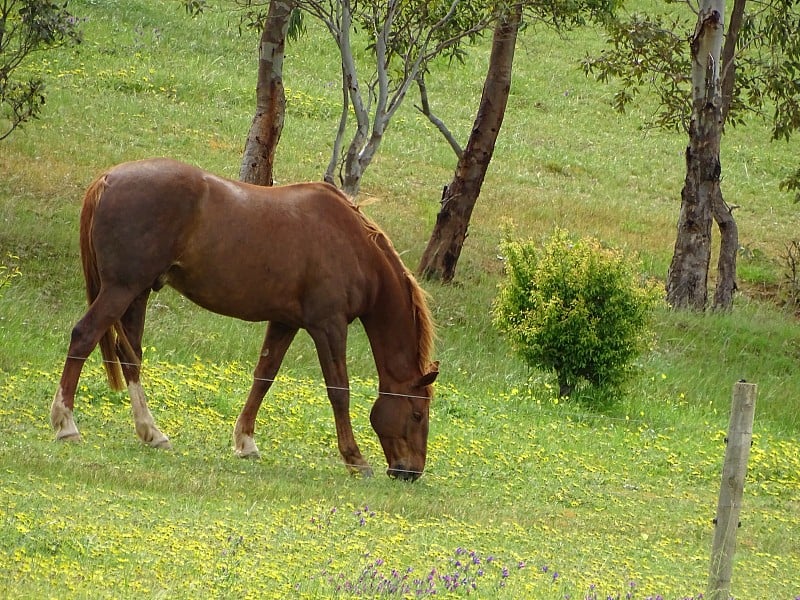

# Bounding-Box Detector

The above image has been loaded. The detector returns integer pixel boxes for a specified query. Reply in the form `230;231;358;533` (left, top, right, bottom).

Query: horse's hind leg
234;321;297;458
51;354;86;442
118;290;171;449
51;289;135;442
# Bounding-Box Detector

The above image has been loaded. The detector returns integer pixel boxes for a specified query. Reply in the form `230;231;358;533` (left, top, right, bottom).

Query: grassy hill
1;1;798;598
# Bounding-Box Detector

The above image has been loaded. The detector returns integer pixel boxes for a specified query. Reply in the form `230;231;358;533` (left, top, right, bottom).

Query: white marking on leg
233;416;261;459
128;382;171;449
51;387;81;442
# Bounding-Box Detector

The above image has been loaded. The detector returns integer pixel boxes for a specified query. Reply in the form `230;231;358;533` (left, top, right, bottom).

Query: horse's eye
412;411;423;422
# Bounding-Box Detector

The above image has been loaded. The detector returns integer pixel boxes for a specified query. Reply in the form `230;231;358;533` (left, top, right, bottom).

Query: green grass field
1;1;798;598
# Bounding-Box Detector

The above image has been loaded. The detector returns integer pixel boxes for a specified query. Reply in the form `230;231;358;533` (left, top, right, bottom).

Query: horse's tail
80;174;127;391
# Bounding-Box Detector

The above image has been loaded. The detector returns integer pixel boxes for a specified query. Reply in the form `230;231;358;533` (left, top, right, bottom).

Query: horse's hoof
137;426;172;450
55;431;82;443
236;449;261;460
149;437;172;450
234;439;261;459
234;434;260;459
349;464;373;478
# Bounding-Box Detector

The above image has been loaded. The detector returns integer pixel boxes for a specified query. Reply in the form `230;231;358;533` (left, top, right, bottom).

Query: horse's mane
344;198;435;373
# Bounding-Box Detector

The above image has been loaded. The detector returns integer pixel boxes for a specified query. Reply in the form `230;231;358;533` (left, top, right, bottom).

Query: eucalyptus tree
0;0;81;141
585;0;800;310
417;2;523;282
417;0;618;282
183;0;492;195
238;0;295;185
298;0;492;197
183;0;300;186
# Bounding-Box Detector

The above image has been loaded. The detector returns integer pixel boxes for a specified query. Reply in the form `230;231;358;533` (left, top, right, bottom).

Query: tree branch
325;62;350;184
414;75;463;159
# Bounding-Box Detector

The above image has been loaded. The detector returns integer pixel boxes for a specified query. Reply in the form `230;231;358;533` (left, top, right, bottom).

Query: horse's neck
361;291;420;387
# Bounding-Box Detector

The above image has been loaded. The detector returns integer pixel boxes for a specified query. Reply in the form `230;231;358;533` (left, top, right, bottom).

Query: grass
1;0;799;598
3;361;799;598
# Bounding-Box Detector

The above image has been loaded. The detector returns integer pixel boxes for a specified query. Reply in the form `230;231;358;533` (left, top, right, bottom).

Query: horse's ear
416;361;439;387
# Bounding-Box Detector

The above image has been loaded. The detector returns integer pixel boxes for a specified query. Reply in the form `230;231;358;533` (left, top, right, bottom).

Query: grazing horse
50;158;438;480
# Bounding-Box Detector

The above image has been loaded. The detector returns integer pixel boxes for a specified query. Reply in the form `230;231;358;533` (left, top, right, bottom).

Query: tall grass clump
0;253;21;298
493;227;662;403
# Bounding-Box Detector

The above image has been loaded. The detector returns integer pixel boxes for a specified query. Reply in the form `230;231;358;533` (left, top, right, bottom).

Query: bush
492;228;662;402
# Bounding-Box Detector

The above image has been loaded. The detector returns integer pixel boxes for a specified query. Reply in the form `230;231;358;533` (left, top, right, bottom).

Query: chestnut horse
50;158;438;480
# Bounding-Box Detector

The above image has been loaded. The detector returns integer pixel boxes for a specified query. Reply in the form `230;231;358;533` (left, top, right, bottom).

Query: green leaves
493;228;662;401
584;1;800;186
0;0;82;140
582;11;690;131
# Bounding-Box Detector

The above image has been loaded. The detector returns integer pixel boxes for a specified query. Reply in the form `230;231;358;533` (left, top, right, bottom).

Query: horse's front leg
311;324;373;477
234;322;298;459
325;384;373;477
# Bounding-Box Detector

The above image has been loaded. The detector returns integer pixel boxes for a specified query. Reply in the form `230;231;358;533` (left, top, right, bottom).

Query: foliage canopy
0;0;81;141
583;0;800;199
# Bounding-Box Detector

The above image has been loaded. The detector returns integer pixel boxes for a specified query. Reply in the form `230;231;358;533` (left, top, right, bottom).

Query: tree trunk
666;2;725;310
417;4;522;282
710;0;745;311
303;0;493;197
712;189;738;309
666;140;716;310
719;0;745;125
239;0;293;186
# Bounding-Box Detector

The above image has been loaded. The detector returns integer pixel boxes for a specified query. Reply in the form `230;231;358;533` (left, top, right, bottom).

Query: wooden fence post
706;380;757;600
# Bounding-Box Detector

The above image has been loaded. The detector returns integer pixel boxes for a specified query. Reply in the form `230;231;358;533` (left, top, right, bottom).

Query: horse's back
101;158;359;236
90;158;382;324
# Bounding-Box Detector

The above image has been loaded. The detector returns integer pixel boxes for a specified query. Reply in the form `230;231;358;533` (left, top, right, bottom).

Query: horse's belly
164;264;308;325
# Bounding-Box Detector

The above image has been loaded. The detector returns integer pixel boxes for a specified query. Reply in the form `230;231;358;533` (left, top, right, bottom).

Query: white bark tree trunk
666;0;726;310
302;0;487;196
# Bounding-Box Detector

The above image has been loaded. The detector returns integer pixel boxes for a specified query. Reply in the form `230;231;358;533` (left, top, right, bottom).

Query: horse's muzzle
387;464;421;482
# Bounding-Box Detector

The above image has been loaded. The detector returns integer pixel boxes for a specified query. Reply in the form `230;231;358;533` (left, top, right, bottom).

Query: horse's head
370;364;439;481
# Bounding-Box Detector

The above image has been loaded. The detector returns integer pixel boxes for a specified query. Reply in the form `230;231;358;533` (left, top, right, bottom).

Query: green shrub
492;228;662;402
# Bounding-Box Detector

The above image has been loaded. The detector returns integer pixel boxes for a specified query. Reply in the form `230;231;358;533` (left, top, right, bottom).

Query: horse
50;158;438;481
